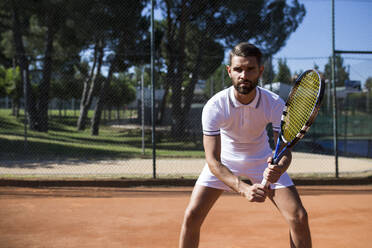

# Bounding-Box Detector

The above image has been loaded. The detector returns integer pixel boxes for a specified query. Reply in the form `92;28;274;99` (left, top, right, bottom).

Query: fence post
151;0;156;179
331;0;339;178
22;69;28;153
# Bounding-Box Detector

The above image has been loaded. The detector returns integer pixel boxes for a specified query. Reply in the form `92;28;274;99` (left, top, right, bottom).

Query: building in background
263;82;292;100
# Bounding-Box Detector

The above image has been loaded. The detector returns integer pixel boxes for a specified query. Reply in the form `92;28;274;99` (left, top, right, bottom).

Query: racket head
280;69;325;147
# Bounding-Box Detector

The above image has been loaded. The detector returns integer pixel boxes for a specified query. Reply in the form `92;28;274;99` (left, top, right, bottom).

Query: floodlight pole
151;0;156;179
331;0;339;178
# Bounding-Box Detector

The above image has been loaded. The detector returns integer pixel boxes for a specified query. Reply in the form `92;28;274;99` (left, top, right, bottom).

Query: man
179;42;311;248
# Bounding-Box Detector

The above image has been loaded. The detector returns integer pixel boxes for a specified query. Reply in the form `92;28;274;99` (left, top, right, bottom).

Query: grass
1;108;371;180
0;109;204;162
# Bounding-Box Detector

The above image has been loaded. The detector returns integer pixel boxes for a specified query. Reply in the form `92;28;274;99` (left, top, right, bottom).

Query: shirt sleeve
271;98;285;133
202;100;222;136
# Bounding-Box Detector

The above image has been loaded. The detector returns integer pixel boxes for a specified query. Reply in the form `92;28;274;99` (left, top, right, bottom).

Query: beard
233;78;259;95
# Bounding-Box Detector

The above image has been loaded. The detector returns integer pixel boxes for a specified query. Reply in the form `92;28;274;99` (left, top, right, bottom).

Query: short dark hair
229;42;262;66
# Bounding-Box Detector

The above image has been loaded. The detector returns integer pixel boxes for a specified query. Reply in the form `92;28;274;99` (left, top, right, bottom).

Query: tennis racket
261;69;325;187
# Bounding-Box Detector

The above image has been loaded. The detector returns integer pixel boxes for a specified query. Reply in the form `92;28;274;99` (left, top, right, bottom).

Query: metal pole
327;79;331;113
151;0;156;179
331;0;339;178
141;67;145;155
22;69;28;153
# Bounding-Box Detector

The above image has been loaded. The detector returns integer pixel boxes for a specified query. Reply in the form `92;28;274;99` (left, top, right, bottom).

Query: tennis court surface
1;185;372;248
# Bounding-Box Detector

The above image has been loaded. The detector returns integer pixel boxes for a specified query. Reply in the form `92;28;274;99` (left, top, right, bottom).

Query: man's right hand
239;183;268;202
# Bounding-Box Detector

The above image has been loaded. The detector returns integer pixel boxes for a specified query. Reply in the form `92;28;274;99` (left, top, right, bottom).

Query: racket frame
262;69;325;185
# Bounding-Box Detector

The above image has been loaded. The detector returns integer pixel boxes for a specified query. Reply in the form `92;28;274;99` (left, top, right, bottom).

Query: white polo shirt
202;86;284;168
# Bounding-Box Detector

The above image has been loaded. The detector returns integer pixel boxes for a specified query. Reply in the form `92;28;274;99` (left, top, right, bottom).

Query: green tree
4;0;39;129
0;66;6;97
77;44;104;131
105;74;136;122
159;0;306;136
50;60;83;118
90;0;149;135
74;0;118;131
4;66;22;117
274;58;292;84
365;77;372;92
262;56;275;85
2;0;89;132
182;23;224;129
0;65;22;116
0;7;12;68
222;0;306;54
324;55;349;87
205;64;230;98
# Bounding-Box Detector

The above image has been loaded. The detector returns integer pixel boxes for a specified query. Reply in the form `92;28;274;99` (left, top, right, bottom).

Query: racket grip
260;177;271;188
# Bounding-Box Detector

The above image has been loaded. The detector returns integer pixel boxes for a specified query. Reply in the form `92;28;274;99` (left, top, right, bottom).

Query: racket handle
272;146;288;165
260;177;271;188
261;155;282;188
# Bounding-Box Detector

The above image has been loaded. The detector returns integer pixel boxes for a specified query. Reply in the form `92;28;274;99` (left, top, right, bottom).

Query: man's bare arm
203;135;267;202
264;132;292;184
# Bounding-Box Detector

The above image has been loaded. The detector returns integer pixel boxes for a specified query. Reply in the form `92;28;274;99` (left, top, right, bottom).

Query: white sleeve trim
203;129;220;136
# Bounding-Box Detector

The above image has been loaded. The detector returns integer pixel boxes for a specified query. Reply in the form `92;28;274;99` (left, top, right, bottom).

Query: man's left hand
263;150;292;184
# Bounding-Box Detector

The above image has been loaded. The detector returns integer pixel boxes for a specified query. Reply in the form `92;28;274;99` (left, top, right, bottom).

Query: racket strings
283;71;320;141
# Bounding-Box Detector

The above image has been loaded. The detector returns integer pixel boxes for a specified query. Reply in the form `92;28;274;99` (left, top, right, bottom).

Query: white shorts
196;160;294;191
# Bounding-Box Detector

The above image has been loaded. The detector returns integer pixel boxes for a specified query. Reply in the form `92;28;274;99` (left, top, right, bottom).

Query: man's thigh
185;185;224;219
269;186;306;218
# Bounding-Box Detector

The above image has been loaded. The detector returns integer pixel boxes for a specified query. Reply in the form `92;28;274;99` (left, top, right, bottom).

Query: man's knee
287;207;309;226
183;206;205;229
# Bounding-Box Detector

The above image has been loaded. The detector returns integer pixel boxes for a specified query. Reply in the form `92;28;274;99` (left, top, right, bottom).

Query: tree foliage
0;0;307;136
158;0;305;135
274;58;292;84
324;55;349;87
106;74;136;109
365;77;372;92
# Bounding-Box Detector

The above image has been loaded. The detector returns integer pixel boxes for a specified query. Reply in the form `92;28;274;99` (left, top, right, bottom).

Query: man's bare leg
179;185;223;248
270;186;311;248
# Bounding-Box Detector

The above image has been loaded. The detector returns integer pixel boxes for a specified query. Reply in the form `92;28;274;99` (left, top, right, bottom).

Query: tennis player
179;43;311;248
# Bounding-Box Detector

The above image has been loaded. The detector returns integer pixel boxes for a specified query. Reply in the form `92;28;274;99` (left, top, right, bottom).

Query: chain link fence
0;0;371;179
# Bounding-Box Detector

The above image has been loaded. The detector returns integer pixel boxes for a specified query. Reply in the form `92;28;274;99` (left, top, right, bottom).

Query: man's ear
226;65;232;78
259;65;264;77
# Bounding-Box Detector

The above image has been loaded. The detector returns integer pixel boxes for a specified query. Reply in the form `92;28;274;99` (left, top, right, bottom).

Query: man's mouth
239;81;252;87
239;80;252;84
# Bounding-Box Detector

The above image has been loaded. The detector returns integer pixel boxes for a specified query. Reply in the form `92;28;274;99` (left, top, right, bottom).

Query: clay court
1;185;372;248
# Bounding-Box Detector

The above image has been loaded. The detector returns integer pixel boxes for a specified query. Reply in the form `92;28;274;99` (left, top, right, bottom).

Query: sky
274;0;372;86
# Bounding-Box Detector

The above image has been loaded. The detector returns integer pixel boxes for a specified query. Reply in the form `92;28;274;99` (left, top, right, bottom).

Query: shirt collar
228;86;261;109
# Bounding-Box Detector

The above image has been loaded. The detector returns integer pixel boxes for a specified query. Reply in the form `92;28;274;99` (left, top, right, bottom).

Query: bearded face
227;55;263;96
233;77;260;95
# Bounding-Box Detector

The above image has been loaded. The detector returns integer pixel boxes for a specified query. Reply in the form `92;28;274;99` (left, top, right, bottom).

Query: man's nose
240;70;248;79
